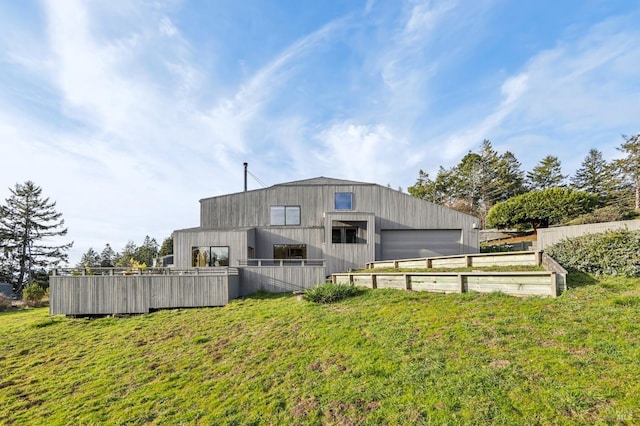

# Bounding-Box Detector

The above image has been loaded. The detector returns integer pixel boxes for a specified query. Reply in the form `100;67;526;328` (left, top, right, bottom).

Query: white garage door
381;229;462;260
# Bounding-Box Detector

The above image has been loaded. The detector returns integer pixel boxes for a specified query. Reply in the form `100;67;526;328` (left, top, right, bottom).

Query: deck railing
51;267;238;277
237;259;325;267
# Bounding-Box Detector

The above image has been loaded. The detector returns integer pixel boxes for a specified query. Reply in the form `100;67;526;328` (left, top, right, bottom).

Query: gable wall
200;184;478;231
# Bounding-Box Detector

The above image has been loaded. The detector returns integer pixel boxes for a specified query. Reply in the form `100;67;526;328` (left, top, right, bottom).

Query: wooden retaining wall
367;251;542;270
50;271;239;316
333;271;561;298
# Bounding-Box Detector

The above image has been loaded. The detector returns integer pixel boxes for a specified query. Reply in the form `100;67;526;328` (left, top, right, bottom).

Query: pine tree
0;181;72;295
615;133;640;210
571;149;615;204
77;248;101;268
527;155;566;190
134;236;159;266
496;151;525;201
100;243;116;267
158;237;173;257
115;241;137;267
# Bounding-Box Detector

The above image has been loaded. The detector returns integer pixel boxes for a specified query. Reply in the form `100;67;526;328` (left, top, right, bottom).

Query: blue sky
1;0;639;264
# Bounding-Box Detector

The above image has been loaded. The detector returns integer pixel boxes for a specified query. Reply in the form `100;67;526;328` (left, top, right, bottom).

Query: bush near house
304;282;362;303
547;229;640;276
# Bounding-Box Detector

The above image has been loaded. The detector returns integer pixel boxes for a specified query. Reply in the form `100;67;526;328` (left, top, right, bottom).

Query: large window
274;244;307;259
331;220;367;244
270;206;301;225
192;246;229;267
335;192;353;210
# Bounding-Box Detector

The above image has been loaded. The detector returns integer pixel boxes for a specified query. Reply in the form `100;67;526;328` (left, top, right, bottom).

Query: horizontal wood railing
237;259;325;267
51;267;238;276
366;251;543;269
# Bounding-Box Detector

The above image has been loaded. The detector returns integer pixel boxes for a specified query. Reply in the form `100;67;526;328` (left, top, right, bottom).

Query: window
192;246;229;267
274;244;307;259
331;220;367;244
335;192;353;210
270;206;301;225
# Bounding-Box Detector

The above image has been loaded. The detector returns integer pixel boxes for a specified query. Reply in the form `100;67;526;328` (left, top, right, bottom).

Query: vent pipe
243;162;248;192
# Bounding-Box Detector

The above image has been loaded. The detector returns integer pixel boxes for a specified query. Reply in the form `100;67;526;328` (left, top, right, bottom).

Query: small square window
335;192;353;210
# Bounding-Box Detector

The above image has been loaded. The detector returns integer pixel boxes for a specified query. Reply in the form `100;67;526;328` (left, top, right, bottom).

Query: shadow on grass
567;271;598;289
0;306;48;317
241;291;294;300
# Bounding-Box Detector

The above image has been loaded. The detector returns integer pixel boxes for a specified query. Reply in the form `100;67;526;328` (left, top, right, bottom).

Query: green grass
1;274;640;424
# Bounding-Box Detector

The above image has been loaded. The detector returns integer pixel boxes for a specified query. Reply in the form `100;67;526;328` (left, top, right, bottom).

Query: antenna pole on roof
243;162;248;192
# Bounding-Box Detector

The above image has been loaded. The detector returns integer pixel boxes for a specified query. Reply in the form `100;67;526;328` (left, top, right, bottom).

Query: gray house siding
173;228;254;269
174;178;479;275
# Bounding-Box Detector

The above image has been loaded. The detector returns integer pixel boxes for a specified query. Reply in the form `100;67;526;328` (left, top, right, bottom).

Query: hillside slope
1;274;639;424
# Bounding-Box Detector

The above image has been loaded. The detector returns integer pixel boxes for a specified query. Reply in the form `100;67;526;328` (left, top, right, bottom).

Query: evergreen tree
526;155;566;190
77;248;101;268
571;149;616;204
134;236;158;267
115;241;137;267
0;181;72;295
407;167;455;205
496;151;525;201
408;140;526;227
615;133;640;210
100;243;116;267
158;237;173;257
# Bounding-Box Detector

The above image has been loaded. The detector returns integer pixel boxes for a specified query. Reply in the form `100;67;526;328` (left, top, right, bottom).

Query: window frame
191;246;230;267
334;192;353;210
270;205;301;226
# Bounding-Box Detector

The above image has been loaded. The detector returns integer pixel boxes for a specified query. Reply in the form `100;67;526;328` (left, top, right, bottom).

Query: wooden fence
50;268;239;316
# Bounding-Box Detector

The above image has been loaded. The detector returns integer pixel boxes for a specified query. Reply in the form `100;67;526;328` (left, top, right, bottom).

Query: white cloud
312;122;405;182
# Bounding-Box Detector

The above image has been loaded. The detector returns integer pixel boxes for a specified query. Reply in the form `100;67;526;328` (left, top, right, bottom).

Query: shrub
22;282;46;307
547;229;640;276
567;206;636;225
0;294;11;311
303;283;362;304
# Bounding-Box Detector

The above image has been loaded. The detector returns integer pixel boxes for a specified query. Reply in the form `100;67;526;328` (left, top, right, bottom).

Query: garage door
380;229;462;260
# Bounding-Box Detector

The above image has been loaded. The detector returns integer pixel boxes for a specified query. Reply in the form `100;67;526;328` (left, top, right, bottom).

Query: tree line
0;180;174;296
408;134;640;229
76;236;173;269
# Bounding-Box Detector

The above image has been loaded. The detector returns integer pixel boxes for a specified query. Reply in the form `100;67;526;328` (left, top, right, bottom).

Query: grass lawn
1;273;639;425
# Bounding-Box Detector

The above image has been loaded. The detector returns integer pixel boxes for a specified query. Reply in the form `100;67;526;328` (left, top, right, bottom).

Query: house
172;177;479;276
49;177;482;316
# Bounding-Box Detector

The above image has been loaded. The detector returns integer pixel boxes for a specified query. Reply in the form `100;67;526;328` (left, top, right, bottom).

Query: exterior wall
173;178;480;276
254;227;324;260
200;181;478;232
238;266;327;296
172;228;253;269
196;180;479;267
324;212;375;274
537;220;640;251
